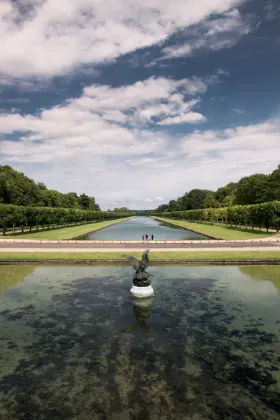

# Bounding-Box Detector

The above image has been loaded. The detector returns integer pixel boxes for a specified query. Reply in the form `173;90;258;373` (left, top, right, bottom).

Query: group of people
142;233;154;241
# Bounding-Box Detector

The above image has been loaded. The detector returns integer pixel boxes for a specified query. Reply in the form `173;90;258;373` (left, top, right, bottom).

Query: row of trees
154;201;280;232
0;204;130;235
0;165;100;210
156;165;280;212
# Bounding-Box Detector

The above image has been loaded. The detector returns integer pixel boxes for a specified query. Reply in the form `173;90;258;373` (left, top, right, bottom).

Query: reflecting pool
1;264;280;419
82;216;206;240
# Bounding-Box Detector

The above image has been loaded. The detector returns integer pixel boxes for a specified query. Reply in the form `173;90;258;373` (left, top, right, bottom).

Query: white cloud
1;86;280;209
158;112;206;125
0;0;245;81
158;8;251;61
0;76;207;144
161;44;193;59
232;108;245;114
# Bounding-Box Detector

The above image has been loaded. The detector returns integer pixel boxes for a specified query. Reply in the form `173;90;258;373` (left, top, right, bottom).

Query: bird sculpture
122;249;151;287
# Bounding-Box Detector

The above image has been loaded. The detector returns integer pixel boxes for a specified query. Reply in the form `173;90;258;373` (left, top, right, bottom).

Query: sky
0;0;280;210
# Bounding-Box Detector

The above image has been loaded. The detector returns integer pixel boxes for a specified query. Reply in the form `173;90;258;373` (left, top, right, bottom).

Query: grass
1;218;129;240
154;217;275;240
0;251;279;262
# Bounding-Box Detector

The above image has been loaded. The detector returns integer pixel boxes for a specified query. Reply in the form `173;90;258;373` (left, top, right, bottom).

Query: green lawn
0;251;279;262
154;217;275;240
1;218;129;240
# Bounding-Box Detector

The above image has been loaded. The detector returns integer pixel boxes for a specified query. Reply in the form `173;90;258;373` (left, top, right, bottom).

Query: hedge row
0;204;130;235
154;201;280;232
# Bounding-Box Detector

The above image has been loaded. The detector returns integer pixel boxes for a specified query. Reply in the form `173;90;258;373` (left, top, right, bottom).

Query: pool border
1;260;280;265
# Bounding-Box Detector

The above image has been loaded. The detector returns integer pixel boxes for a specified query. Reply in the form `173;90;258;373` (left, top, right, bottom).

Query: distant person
151;234;154;240
142;234;144;241
145;234;148;240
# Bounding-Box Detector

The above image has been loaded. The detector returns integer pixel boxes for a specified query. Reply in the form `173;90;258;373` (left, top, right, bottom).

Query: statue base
130;284;154;299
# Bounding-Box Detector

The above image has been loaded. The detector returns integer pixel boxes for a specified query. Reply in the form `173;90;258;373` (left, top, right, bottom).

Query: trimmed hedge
0;204;130;235
153;201;280;232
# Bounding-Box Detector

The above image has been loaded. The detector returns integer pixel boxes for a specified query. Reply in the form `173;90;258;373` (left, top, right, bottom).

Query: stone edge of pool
0;238;278;243
1;260;280;265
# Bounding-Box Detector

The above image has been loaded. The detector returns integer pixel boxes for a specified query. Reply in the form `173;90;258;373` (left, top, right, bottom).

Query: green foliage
0;204;130;235
154;201;280;232
113;207;131;212
0;165;101;210
203;192;219;209
234;174;268;205
265;165;280;201
155;166;280;213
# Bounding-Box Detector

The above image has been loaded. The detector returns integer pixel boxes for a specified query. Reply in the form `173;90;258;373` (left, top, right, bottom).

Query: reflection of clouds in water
155;265;280;297
86;216;205;240
1;265;280;419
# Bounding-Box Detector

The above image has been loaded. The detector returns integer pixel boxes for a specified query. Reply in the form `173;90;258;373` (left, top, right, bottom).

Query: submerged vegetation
1;265;280;418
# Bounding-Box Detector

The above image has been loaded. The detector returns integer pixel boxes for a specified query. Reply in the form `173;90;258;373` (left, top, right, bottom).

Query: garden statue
122;249;154;299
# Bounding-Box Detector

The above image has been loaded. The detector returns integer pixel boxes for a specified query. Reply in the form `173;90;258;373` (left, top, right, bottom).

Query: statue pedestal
130;284;154;299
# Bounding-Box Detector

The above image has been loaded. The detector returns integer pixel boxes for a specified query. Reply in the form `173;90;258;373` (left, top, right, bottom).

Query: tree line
154;201;280;232
155;165;280;212
0;165;100;210
0;204;130;235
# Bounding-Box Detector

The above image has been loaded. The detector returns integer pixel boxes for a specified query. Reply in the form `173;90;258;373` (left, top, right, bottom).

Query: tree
0;165;41;206
63;192;80;208
37;182;47;190
185;189;212;210
215;183;237;205
265;165;280;201
155;204;169;212
181;193;189;210
113;207;130;212
203;192;219;208
0;165;102;211
78;193;91;209
168;200;181;211
235;174;268;205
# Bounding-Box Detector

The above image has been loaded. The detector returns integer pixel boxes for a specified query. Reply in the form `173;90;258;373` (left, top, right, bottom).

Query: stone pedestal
130;284;154;299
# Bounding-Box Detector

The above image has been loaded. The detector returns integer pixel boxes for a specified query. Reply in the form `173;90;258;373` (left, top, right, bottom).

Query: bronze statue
122;249;151;287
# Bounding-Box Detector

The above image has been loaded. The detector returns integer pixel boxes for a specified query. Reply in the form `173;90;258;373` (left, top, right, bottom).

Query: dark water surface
82;216;206;240
1;264;280;419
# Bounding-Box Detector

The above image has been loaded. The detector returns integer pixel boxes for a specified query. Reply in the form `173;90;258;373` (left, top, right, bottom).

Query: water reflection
1;265;280;419
124;298;153;335
82;215;206;240
239;265;280;293
0;265;36;294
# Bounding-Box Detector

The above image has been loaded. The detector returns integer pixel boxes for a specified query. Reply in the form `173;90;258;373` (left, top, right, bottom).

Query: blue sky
0;0;279;209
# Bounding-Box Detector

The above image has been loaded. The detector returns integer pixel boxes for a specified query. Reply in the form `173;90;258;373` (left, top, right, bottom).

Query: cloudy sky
0;0;280;209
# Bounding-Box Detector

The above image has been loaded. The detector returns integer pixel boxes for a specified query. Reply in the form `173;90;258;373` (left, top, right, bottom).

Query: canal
81;216;207;240
1;264;280;419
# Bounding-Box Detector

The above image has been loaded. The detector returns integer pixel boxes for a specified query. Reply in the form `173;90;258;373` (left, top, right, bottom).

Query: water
1;264;280;419
82;216;206;240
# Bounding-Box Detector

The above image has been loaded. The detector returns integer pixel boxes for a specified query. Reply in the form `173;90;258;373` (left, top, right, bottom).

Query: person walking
145;234;148;240
142;234;144;241
151;234;154;240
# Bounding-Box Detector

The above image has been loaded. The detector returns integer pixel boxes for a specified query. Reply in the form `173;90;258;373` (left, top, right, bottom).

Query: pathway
0;237;280;252
0;247;279;253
